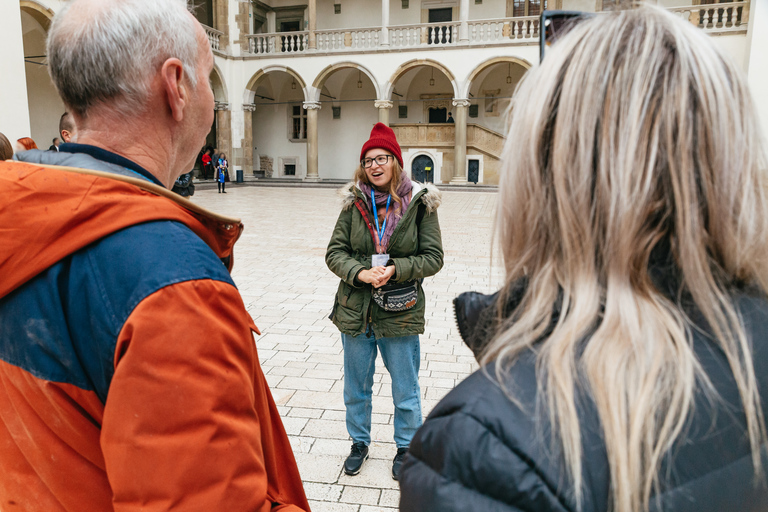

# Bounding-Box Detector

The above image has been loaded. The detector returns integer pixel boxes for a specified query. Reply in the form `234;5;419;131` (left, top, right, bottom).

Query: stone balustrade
668;1;748;33
229;3;749;56
246;31;310;55
202;24;224;51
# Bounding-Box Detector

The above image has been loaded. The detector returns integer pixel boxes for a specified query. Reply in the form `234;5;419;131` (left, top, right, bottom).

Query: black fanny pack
372;280;421;312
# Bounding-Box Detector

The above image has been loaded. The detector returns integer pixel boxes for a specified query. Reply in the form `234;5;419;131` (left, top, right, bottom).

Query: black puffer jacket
399;287;768;512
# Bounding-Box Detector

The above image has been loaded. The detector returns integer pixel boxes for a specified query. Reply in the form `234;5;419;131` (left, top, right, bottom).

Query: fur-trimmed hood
338;181;442;213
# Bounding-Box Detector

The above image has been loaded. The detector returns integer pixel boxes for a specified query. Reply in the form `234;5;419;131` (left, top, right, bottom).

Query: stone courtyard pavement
191;184;502;511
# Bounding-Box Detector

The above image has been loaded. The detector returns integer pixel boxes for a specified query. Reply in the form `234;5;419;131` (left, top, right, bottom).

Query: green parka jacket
326;181;444;339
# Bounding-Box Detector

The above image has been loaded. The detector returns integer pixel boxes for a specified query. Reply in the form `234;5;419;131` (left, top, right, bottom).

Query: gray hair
47;0;200;119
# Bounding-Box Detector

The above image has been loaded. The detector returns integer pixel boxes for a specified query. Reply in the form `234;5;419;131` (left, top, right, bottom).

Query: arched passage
466;57;531;134
20;1;63;148
312;63;380;180
385;59;458;101
244;67;309;178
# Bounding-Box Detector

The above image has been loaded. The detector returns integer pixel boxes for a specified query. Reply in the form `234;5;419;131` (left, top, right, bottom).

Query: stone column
374;100;394;126
381;0;390;47
241;103;256;175
304;101;322;181
451;99;471;184
267;11;276;33
308;0;317;49
459;0;470;42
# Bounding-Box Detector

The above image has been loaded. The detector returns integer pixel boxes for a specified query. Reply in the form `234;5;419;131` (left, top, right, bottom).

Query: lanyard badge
371;190;391;263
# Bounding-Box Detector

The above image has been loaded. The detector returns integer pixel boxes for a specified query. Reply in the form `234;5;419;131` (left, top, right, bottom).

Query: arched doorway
412;155;434;183
313;64;379;180
20;2;63;147
245;68;307;178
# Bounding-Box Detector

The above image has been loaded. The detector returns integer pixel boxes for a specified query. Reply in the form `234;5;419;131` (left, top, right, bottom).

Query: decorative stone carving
215;101;231;111
374;100;394;109
303;101;322;110
242;103;257;112
452;99;471;108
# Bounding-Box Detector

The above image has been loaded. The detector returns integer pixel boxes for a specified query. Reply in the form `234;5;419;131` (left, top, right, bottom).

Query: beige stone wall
215;0;229;51
241;110;253;174
216;109;232;161
234;2;250;53
440;151;454;184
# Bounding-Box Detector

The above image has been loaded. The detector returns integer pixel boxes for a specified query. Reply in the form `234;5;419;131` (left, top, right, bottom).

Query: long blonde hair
487;6;768;512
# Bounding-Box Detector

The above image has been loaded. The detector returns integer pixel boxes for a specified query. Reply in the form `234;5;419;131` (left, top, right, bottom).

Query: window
475;0;482;3
334;4;341;14
284;164;296;175
402;0;409;8
512;0;547;17
332;106;341;119
399;105;408;119
291;105;307;140
469;104;479;118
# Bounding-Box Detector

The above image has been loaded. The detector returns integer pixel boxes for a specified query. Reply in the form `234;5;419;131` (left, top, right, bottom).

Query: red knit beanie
360;122;403;167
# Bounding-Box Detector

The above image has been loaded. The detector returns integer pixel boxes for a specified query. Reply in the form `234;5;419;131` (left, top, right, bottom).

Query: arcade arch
245;67;309;178
20;1;63;148
313;63;379;180
466;58;531;134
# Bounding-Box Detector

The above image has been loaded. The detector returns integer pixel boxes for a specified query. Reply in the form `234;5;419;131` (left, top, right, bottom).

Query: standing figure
201;147;213;179
326;122;444;481
217;153;228;193
0;0;310;510
400;6;768;512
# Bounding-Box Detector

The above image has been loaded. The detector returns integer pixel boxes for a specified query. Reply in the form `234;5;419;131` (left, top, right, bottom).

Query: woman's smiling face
364;148;394;191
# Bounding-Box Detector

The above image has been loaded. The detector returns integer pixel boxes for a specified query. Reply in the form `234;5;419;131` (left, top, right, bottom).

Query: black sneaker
392;447;408;480
344;441;369;475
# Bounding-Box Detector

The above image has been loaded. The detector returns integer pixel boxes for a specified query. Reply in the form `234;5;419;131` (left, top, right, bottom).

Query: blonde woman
400;6;768;512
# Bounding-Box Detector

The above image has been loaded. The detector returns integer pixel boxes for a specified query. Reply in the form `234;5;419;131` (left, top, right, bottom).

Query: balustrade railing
668;2;747;32
242;4;747;56
247;31;309;55
202;24;223;51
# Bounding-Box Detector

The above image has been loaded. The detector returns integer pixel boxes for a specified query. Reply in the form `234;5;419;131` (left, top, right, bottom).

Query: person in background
49;137;61;151
0;133;12;161
446;112;454;123
59;111;77;143
15;137;38;152
326;122;444;481
0;0;310;510
216;152;228;193
202;147;213;179
400;6;768;512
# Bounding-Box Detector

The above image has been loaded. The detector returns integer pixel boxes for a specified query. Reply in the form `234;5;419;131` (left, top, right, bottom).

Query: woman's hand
358;265;395;288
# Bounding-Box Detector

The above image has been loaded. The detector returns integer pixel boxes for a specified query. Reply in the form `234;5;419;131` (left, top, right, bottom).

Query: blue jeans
341;327;422;449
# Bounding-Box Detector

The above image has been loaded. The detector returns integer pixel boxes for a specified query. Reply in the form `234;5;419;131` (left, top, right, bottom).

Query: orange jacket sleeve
101;279;310;512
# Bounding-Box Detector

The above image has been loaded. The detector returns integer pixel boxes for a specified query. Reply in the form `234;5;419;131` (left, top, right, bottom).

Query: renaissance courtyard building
3;0;767;185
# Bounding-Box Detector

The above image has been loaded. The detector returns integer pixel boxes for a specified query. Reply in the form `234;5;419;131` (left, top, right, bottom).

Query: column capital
374;100;394;109
303;101;322;110
241;103;256;112
452;98;471;108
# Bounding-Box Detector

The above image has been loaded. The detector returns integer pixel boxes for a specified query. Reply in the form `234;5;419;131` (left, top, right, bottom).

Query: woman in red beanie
326;123;444;481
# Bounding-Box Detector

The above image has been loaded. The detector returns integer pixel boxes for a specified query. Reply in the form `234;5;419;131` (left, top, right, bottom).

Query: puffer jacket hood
0;156;243;301
338;180;442;213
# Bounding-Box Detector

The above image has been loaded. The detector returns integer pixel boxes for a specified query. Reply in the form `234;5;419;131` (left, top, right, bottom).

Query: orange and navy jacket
0;148;311;512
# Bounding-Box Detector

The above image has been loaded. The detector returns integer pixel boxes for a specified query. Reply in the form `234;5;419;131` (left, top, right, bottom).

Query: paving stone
340;486;380;505
190;186;500;506
307;500;359;512
379;489;400;508
304;482;343;502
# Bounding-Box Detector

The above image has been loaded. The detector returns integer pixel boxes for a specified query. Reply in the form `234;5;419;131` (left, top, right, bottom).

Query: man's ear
161;58;187;122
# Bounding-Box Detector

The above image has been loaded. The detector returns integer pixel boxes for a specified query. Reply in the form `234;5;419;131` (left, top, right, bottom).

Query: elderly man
0;1;310;511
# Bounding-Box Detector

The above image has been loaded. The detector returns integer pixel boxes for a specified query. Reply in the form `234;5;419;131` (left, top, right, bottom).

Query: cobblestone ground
191;184;502;511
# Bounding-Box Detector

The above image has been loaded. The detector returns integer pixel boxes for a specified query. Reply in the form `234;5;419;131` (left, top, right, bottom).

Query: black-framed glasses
361;154;394;168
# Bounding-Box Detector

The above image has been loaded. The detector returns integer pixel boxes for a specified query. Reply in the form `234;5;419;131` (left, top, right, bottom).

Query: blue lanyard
371;190;391;244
